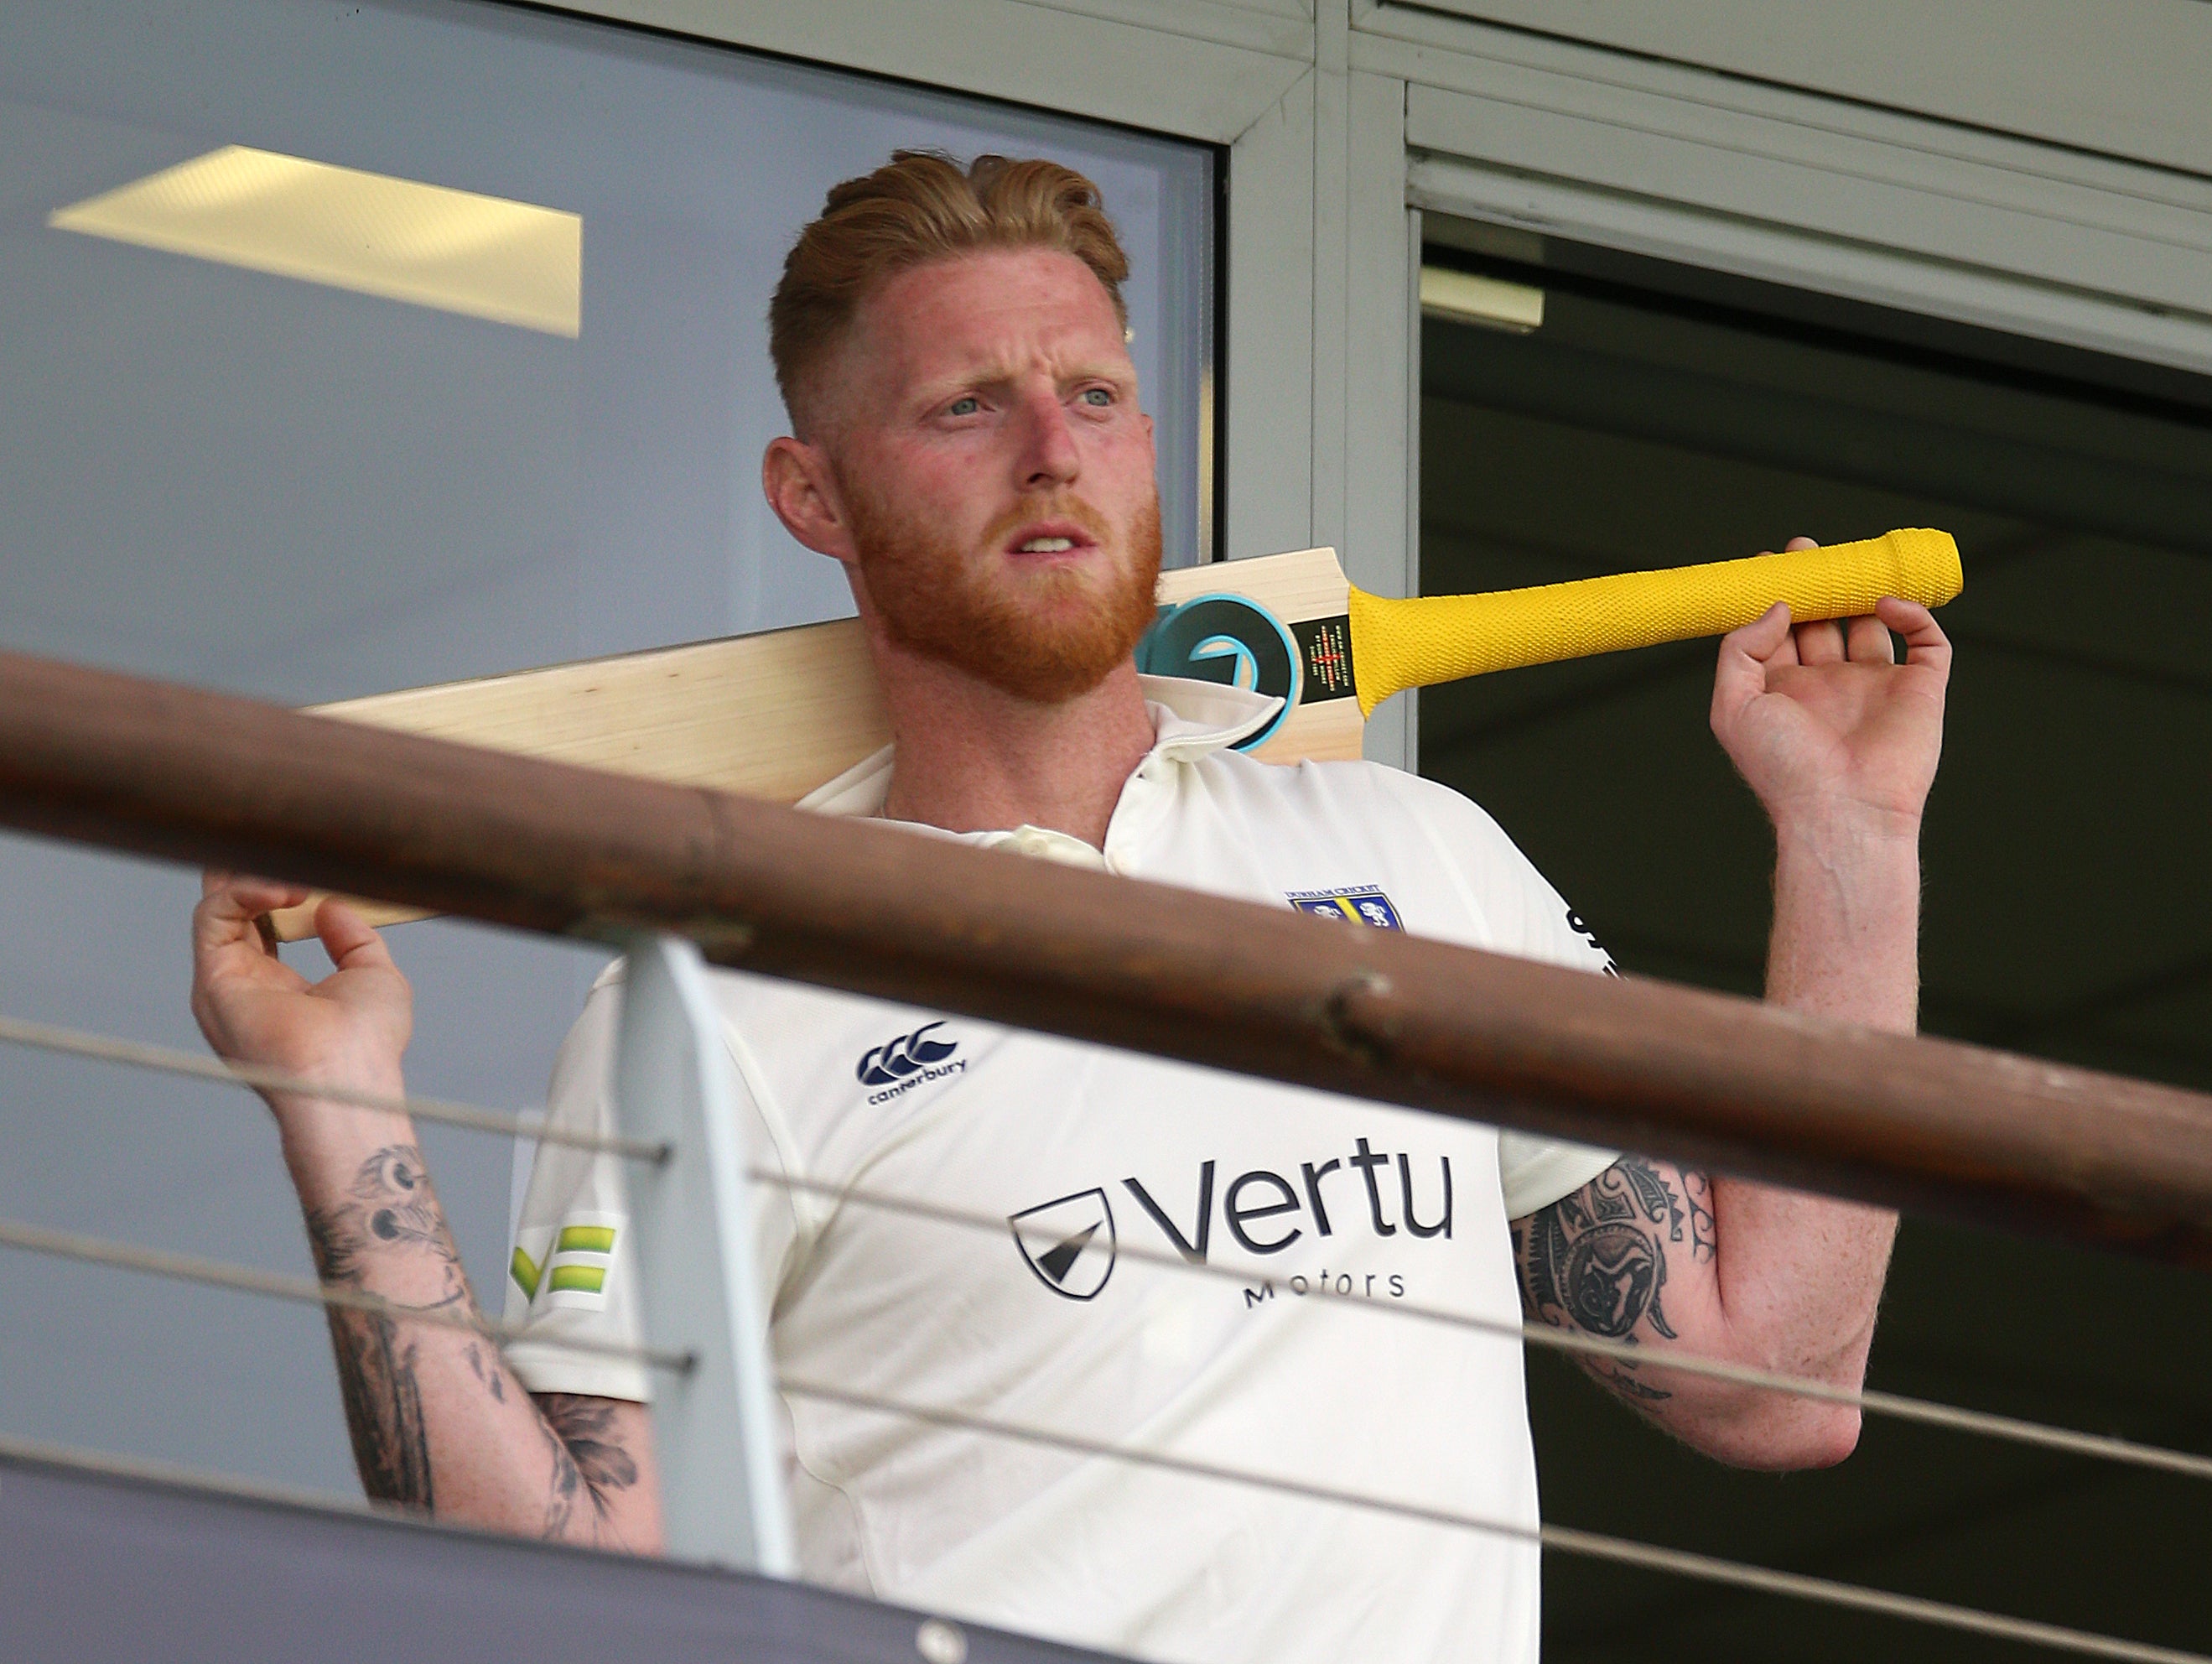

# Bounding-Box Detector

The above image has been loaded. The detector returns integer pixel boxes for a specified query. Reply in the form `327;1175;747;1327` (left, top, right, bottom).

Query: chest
759;1006;1518;1384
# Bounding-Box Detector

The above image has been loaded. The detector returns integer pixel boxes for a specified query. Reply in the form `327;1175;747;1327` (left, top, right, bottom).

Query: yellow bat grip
1347;528;1961;717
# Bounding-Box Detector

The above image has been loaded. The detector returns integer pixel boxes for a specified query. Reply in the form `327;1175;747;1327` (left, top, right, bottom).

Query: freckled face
826;247;1162;703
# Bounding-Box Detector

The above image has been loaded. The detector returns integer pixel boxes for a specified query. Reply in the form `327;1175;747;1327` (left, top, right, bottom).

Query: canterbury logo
857;1022;960;1088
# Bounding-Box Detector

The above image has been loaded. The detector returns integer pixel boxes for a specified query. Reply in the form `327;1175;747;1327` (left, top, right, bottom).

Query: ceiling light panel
1420;266;1544;335
49;145;579;337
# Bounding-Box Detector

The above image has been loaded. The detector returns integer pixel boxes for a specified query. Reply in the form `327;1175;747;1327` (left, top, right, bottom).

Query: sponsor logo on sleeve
1285;887;1403;930
856;1022;967;1104
512;1214;622;1310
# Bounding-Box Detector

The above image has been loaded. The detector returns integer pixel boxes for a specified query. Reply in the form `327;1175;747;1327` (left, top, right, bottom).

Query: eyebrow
916;356;1135;403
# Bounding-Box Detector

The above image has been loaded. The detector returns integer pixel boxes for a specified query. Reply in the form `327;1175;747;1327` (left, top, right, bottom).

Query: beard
842;479;1163;705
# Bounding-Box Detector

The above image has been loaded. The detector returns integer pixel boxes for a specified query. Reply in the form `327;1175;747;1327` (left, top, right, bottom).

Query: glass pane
0;0;1213;1490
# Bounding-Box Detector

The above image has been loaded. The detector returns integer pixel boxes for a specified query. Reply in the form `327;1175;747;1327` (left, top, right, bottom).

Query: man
191;153;1949;1662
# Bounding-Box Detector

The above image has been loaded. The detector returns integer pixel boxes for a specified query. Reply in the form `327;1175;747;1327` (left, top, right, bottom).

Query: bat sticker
1136;593;1359;751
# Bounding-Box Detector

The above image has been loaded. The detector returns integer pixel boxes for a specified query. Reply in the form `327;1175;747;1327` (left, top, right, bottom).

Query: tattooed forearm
304;1146;475;1510
535;1393;641;1544
1514;1157;1715;1405
325;1308;435;1509
464;1342;506;1403
296;1149;652;1541
304;1147;465;1299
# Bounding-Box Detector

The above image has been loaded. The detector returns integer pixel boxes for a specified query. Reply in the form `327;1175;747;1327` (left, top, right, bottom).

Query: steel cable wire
0;1012;664;1161
0;1214;688;1372
11;1011;2212;1487
782;1376;2212;1664
0;1192;2202;1658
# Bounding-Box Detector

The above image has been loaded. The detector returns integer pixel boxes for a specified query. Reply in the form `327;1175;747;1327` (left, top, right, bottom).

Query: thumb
1711;601;1790;735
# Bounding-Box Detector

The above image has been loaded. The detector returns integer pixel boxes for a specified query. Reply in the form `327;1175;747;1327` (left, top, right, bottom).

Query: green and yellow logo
511;1221;619;1302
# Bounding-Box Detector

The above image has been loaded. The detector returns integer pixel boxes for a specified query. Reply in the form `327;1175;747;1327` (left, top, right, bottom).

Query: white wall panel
1357;9;2212;378
1221;73;1320;564
1379;0;2212;179
1340;70;1416;768
541;0;1311;141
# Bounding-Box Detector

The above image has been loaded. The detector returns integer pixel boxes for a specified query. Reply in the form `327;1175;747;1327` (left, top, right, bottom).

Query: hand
190;875;413;1103
1710;537;1952;840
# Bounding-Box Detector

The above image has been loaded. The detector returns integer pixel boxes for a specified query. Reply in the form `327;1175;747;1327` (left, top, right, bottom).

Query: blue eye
948;396;980;416
1081;387;1114;407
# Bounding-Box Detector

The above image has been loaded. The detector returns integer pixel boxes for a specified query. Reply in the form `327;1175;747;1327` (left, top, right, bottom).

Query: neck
871;637;1156;849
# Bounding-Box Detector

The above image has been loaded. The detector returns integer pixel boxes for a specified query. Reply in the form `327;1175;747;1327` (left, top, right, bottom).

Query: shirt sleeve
501;963;804;1402
1385;769;1624;1221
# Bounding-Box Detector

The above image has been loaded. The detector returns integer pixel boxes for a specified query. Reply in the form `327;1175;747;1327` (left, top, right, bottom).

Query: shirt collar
795;675;1281;834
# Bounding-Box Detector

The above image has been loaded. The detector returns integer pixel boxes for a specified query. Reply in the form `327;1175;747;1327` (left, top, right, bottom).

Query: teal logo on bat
1135;594;1299;749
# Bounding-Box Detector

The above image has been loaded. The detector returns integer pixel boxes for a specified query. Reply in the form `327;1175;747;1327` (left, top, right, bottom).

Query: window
1420;226;2212;1657
0;0;1213;1490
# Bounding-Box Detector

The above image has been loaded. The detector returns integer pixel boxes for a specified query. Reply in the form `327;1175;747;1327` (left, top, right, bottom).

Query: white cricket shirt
505;677;1620;1664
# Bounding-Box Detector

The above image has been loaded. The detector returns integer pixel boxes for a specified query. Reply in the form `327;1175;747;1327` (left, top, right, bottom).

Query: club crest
1286;887;1404;931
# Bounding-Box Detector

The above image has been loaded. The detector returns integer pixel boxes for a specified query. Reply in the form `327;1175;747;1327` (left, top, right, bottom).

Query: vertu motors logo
1009;1188;1118;1301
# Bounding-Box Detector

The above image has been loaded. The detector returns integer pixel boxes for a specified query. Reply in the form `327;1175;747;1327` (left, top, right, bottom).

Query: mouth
1005;521;1099;559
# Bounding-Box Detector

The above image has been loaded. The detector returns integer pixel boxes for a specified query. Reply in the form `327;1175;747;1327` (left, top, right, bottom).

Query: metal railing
2;647;2209;1261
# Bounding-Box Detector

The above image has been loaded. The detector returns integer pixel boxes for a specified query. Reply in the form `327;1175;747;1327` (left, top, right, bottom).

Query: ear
762;436;859;565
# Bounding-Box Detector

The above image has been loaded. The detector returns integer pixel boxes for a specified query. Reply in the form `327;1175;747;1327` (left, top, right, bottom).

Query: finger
1724;600;1794;662
1711;601;1792;732
315;897;397;975
193;876;309;958
1794;617;1850;666
1877;596;1952;679
1846;613;1896;664
1784;535;1821;551
199;871;308;913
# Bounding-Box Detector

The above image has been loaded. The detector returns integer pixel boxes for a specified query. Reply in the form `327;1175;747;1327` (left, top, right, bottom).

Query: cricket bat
267;528;1960;939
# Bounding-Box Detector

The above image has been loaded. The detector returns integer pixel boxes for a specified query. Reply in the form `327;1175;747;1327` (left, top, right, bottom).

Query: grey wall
0;0;1212;1494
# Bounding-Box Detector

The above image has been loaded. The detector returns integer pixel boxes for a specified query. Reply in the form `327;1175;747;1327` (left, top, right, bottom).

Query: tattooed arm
192;876;663;1549
302;1141;659;1544
1511;1155;1887;1469
1508;569;1946;1469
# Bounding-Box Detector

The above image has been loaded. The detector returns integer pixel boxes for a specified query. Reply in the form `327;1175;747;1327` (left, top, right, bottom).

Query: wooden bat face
305;547;1364;798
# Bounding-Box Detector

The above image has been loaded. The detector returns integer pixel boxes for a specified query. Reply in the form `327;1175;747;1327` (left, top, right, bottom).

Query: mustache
979;494;1113;547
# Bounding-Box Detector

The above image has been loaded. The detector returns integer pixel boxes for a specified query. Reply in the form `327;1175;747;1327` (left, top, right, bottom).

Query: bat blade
268;548;1355;939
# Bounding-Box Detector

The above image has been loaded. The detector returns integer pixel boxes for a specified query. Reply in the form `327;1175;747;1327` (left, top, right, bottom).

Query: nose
1012;382;1081;491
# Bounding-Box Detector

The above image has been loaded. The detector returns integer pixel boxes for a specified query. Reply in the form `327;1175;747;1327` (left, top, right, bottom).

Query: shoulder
582;953;900;1036
554;956;923;1102
1196;750;1534;866
1197;752;1614;973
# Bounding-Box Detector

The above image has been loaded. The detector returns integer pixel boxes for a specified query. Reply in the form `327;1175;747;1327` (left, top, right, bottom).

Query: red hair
769;150;1131;434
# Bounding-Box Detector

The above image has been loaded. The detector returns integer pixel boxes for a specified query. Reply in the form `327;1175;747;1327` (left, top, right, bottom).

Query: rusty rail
3;648;2209;1264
